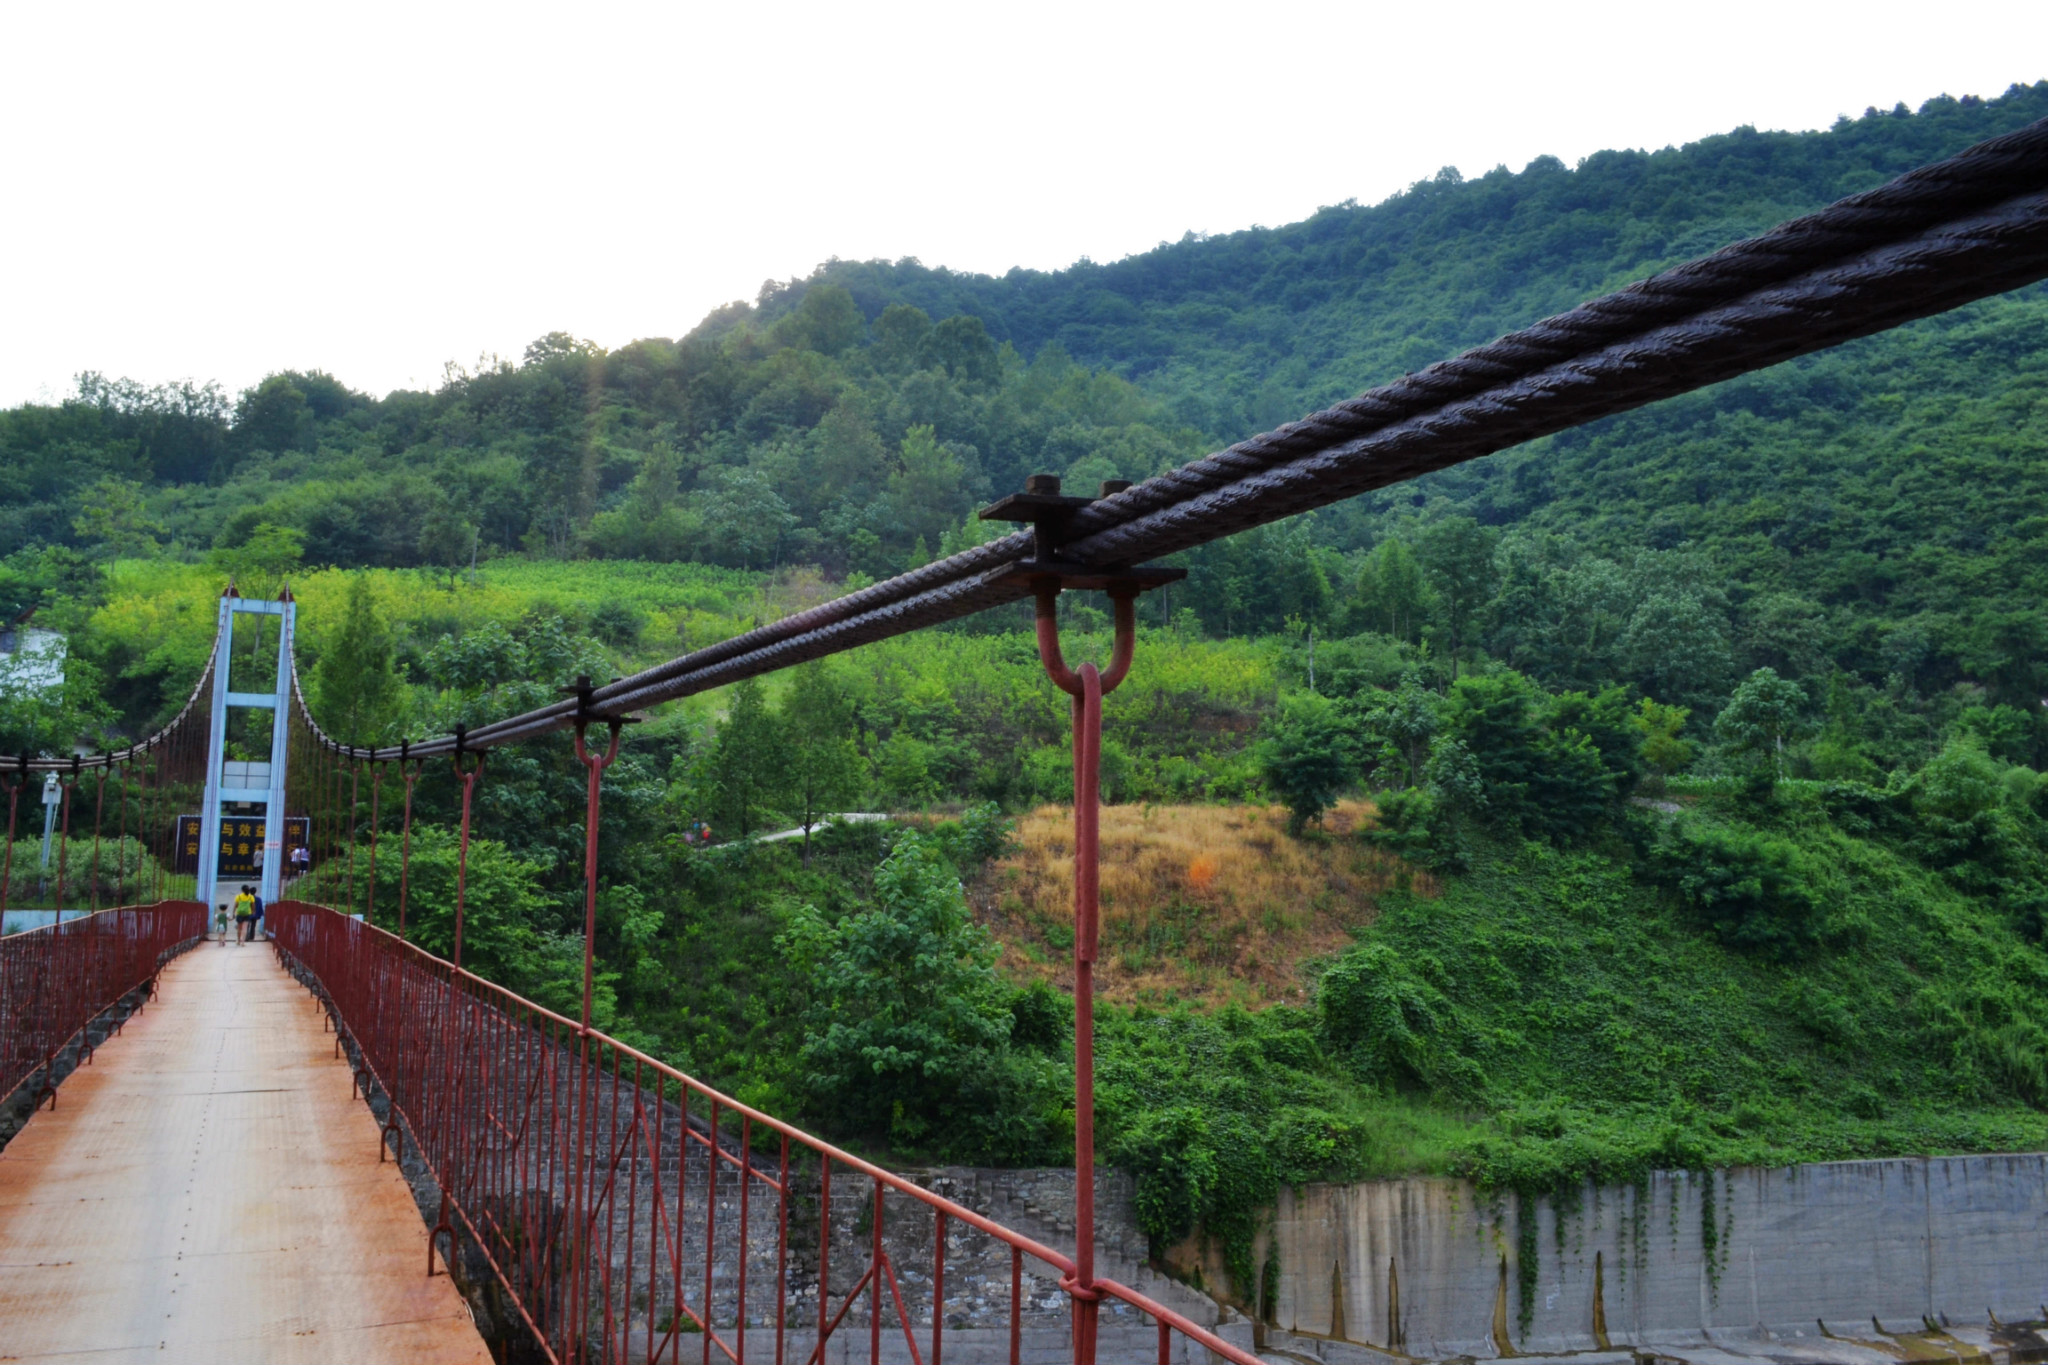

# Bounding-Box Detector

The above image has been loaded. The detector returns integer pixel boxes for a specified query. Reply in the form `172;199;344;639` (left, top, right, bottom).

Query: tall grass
980;800;1435;1008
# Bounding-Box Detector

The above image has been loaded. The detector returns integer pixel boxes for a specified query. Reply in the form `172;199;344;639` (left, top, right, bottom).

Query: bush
1434;673;1629;841
928;801;1012;869
1648;818;1821;958
1318;942;1484;1096
1364;785;1469;872
1256;692;1354;834
1114;1105;1217;1248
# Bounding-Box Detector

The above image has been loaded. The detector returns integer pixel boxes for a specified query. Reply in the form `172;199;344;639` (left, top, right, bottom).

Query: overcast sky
2;1;2043;408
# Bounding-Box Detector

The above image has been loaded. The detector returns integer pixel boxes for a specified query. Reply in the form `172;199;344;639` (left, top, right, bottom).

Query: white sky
2;1;2043;408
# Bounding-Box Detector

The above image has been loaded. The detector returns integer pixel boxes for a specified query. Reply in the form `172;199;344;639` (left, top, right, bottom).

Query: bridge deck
0;940;490;1364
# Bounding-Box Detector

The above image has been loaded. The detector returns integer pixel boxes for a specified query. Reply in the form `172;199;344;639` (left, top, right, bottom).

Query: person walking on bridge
231;886;254;944
249;885;265;941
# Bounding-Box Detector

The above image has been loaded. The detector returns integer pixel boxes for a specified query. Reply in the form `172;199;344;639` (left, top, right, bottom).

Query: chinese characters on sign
172;815;311;876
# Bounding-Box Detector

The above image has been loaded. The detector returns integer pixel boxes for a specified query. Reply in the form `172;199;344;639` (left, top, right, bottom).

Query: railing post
397;750;419;941
115;759;129;905
450;726;482;970
567;704;622;1364
142;743;159;904
345;756;360;916
53;761;77;922
1;760;20;918
365;762;382;926
89;767;106;912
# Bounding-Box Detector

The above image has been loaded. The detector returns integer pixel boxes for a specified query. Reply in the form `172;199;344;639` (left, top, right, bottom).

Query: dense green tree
779;832;1016;1145
1414;518;1496;674
1630;699;1694;778
706;678;788;837
1437;671;1624;840
71;478;163;560
774;284;864;356
416;506;476;589
1716;667;1811;783
1348;672;1438;789
309;574;403;745
915;315;1000;386
870;304;933;371
1257;692;1353;834
1353;539;1431;642
232;375;316;454
781;661;864;866
1649;819;1822;959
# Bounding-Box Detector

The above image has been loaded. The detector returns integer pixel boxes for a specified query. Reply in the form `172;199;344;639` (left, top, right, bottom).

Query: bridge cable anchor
977;474;1185;595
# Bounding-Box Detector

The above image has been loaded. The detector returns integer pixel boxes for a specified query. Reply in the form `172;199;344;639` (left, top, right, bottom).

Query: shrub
1648;818;1821;958
1256;692;1354;834
1318;942;1484;1096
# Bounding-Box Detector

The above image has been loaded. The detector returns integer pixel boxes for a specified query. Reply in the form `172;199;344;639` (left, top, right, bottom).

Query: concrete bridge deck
0;940;490;1364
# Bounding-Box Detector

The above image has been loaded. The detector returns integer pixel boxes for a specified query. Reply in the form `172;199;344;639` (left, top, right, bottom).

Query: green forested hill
764;85;2048;436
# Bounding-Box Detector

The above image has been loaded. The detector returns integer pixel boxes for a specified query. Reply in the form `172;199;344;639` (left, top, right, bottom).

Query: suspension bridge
5;118;2048;1365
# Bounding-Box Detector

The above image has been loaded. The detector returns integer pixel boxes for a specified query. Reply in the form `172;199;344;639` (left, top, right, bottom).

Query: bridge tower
196;587;296;914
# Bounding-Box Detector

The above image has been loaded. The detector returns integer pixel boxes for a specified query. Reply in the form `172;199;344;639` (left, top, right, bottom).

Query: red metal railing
268;900;1256;1365
0;901;206;1107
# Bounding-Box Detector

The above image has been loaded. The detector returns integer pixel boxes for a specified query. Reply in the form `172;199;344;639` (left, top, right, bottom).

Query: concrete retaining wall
1260;1154;2048;1358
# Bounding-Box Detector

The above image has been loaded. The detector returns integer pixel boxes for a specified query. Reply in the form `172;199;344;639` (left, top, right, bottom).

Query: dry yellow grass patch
974;800;1435;1009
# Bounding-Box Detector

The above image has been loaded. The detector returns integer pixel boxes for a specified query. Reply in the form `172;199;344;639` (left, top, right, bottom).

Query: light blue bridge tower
196;589;296;914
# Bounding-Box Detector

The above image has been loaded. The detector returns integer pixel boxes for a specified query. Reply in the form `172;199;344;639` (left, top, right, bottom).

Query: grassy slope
980;800;1431;1009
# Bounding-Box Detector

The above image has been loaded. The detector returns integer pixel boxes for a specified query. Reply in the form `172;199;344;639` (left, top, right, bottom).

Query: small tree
588;599;644;650
1257;692;1354;834
1630;698;1695;780
781;661;864;865
1716;667;1809;787
706;677;789;838
1349;672;1438;788
417;507;477;590
1354;539;1432;642
311;574;403;745
1414;516;1497;675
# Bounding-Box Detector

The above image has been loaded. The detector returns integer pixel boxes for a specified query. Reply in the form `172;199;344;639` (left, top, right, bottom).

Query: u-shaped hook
1033;585;1138;697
